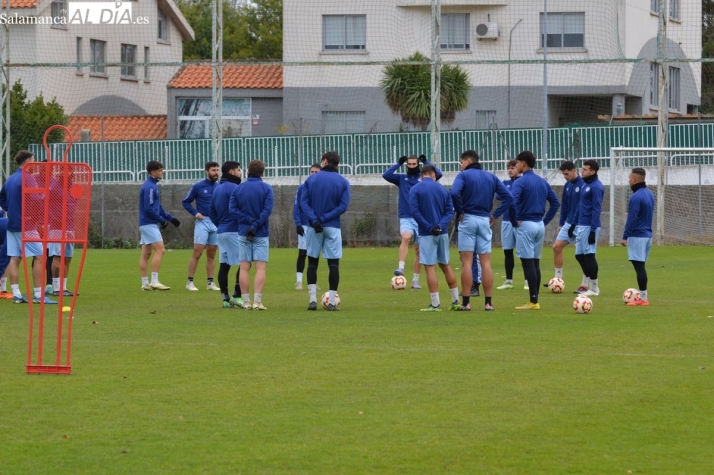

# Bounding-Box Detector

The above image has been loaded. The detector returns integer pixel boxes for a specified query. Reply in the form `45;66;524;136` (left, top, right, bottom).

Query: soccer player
450;150;513;311
409;164;459;312
492;159;527;291
510;150;560;310
0;212;11;299
293;163;321;290
300;151;351;311
46;166;79;297
138;160;180;291
230;160;274;310
543;161;585;290
0;150;56;304
209;161;243;308
382;153;442;289
182;161;220;291
567;159;604;296
621;168;655;306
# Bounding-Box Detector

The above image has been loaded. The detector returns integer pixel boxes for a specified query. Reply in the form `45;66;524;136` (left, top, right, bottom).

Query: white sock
296;272;303;283
53;277;60;292
398;261;405;271
64;278;68;290
504;279;512;284
253;293;262;303
555;268;563;279
412;273;420;282
0;277;6;292
449;287;459;302
590;279;599;292
33;287;41;299
242;293;250;305
141;277;149;286
640;290;648;301
308;284;317;302
151;272;159;284
329;289;336;305
11;283;21;298
524;280;529;287
430;292;440;307
581;275;589;287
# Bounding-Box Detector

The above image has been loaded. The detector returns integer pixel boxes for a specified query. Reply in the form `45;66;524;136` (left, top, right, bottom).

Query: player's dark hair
221;161;240;175
632;167;646;178
516;150;537;168
205;161;219;171
421;164;436;176
583;159;600;172
322;151;340;167
507;159;517;168
146;160;163;173
247;159;265;177
407;155;419;162
460;150;479;163
15;150;33;166
559;160;576;171
310;163;321;171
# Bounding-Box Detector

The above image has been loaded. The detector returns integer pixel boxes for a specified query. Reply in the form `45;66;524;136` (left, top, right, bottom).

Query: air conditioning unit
475;22;499;40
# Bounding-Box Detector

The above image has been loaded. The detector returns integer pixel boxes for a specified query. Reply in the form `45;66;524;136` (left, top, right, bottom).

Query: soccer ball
622;288;640;304
321;291;341;309
547;277;565;293
573;295;593;314
391;275;407;290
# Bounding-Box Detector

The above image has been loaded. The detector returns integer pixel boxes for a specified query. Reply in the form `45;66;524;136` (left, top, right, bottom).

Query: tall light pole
430;0;441;165
211;0;223;163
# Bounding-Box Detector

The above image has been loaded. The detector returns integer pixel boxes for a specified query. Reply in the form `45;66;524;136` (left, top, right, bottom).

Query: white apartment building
283;0;701;133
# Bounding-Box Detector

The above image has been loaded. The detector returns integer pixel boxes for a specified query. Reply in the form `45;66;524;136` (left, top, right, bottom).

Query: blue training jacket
510;170;560;225
139;176;174;226
292;184;308;227
559;175;585;227
572;175;604;229
209;178;240;233
493;177;518;223
0;169;23;231
230;176;274;237
450;165;513;218
300;167;351;229
408;177;454;237
622;183;655;239
182;178;218;218
382;160;442;218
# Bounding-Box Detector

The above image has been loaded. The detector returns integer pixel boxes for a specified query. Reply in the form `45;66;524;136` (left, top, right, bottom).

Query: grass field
1;246;713;474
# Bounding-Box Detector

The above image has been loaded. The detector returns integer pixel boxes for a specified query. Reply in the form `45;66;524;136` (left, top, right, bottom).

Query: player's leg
296;227;308;290
459;250;474;306
305;225;323;309
407;219;421;288
322;228;342;310
457;214;476;306
395;230;411;276
437;232;459;310
515;222;540;309
239;261;252;307
416;235;440;311
205;244;218;290
0;239;9;296
186;243;204;291
139;244;151;289
626;237;651;305
573;226;590;293
249;237;269;309
148;241;168;290
582;228;601;296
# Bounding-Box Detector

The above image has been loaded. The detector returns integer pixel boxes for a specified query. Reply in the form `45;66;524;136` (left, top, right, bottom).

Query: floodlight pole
542;0;548;174
1;0;10;187
430;0;441;166
211;0;223;163
655;0;668;245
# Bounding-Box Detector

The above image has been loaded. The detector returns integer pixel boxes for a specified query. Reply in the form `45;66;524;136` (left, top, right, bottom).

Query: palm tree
380;51;471;131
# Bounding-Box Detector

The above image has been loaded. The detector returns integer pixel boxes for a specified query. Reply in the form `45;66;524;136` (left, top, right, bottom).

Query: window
475;110;496;129
89;39;106;75
441;14;469;50
144;47;150;80
650;63;659;108
669;0;680;19
178;98;252;138
650;0;658;13
322;111;365;135
540;12;584;49
121;44;137;79
76;37;82;73
158;10;169;42
51;0;67;28
669;66;680;111
323;15;366;51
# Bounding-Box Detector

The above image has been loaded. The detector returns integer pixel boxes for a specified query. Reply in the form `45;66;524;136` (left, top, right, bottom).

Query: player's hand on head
418;154;427;164
398;156;408;165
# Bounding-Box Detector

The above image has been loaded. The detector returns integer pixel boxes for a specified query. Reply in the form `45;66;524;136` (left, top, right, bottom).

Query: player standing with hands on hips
621;168;655;306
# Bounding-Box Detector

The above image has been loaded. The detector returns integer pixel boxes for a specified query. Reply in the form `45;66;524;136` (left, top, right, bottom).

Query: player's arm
208;193;219;225
559;187;569;227
0;185;7;211
439;193;455;231
181;185;199;216
229;189;253;225
543;185;560;227
408;187;429;231
382;160;403;185
449;175;464;216
292;188;302;225
254;186;274;230
622;195;640;240
322;181;351;223
299;180;317;225
590;186;604;229
494;178;513;212
143;186;164;223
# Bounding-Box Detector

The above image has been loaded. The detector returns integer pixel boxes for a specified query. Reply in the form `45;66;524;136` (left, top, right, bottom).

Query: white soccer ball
391;275;407;290
573;295;593;314
548;277;565;293
622;288;640;304
321;291;341;309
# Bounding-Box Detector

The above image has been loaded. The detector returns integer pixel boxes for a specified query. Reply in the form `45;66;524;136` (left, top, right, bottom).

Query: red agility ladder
22;125;92;375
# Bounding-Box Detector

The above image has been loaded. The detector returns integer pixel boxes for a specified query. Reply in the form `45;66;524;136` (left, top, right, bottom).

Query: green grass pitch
1;246;713;474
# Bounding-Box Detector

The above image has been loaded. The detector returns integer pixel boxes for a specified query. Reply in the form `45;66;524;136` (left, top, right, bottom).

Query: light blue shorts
627;236;652;262
6;230;43;257
501;221;516;250
457;214;492;255
238;236;269;262
515;221;545;260
194;218;218;246
139;224;163;246
49;243;74;258
305;226;342;260
217;232;241;265
555;222;576;244
417;234;450;266
574;226;600;255
297;226;307;250
399;218;419;238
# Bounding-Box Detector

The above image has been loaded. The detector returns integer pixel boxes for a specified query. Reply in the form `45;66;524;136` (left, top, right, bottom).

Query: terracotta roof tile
169;65;282;89
65;116;167;142
1;0;40;7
